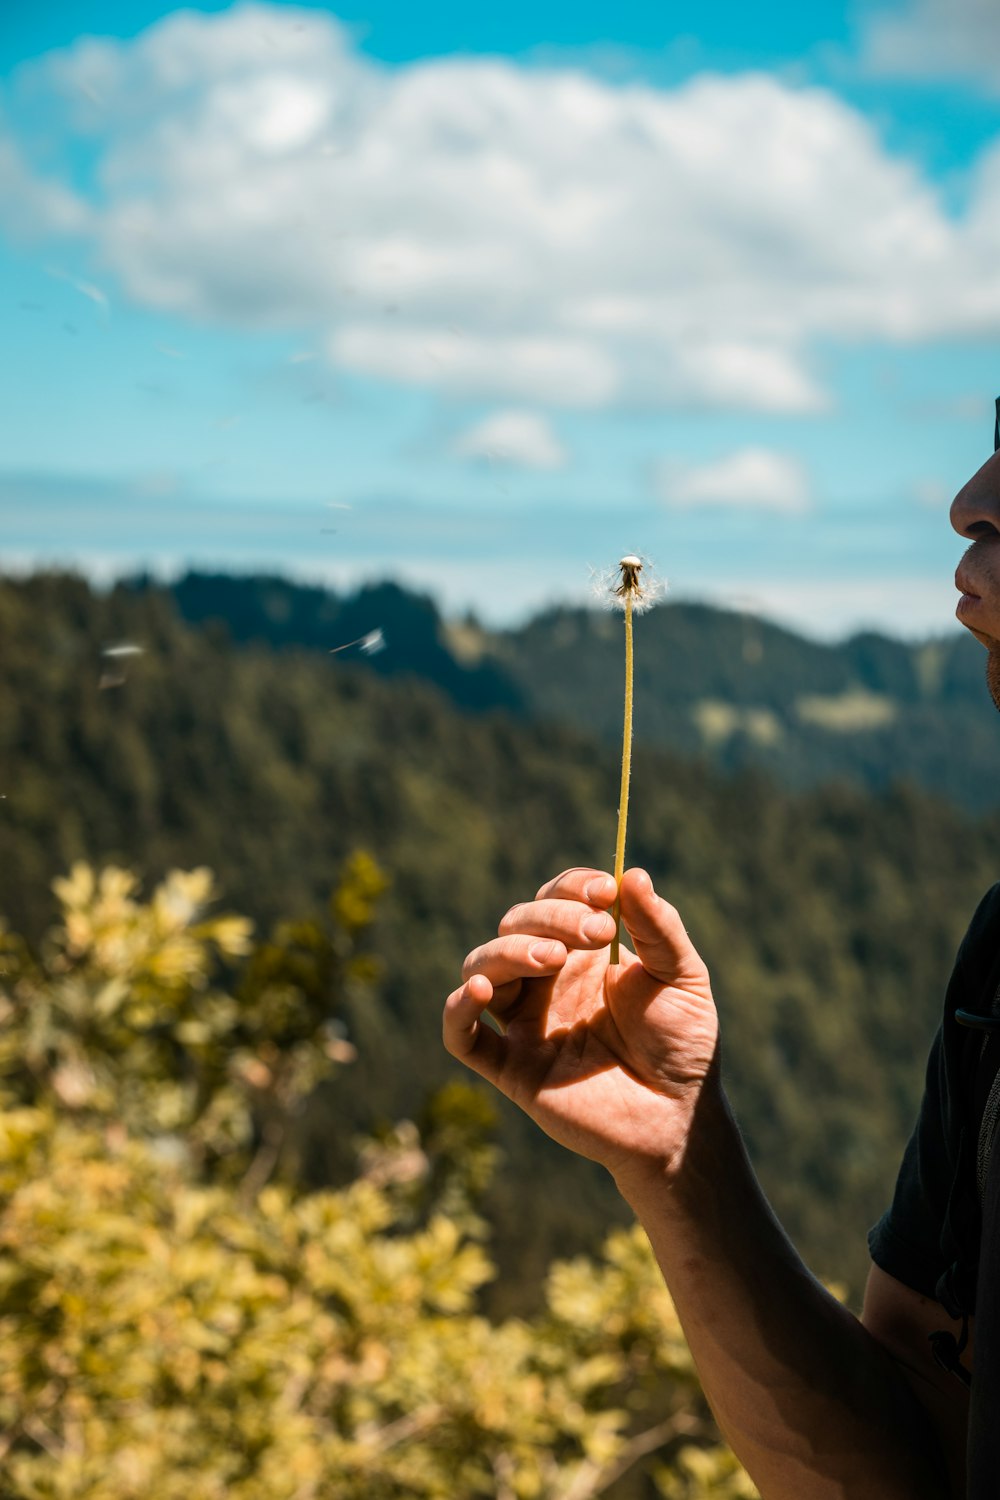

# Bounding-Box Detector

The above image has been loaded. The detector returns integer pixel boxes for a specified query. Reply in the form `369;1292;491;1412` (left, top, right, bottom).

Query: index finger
534;867;618;907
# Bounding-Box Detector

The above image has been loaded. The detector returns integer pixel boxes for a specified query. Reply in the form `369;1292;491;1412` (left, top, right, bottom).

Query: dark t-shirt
868;883;1000;1497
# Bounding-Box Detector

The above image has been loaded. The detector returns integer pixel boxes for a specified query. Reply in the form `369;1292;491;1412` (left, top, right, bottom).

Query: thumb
618;868;708;988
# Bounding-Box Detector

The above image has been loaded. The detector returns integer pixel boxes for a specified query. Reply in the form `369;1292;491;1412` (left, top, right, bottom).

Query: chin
987;650;1000;713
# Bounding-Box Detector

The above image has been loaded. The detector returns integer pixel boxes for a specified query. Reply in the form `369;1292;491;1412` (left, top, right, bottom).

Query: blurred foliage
0;864;755;1499
0;851;383;1189
3;572;1000;1314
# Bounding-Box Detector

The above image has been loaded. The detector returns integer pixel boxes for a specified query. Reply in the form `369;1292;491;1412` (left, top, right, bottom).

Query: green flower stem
610;590;634;964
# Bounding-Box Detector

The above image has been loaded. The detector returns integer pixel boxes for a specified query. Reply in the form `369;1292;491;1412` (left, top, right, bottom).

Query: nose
950;405;1000;539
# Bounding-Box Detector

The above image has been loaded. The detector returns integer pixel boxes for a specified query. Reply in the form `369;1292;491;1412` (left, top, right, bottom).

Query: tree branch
558;1410;702;1500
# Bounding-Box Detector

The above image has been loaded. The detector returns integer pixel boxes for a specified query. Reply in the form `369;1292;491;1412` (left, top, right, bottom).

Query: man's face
951;448;1000;711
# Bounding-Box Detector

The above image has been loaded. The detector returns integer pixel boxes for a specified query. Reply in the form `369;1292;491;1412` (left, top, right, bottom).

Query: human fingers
461;933;568;988
442;974;506;1083
617;868;710;988
497;897;617;950
533;868;618;908
485;978;523;1023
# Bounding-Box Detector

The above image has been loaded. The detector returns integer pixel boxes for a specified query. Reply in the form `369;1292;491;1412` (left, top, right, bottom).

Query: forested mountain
4;570;1000;1312
161;570;525;715
155;569;1000;811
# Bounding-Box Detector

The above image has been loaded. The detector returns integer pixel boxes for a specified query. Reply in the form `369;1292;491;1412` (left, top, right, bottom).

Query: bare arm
443;866;966;1499
616;1091;964;1499
861;1265;971;1498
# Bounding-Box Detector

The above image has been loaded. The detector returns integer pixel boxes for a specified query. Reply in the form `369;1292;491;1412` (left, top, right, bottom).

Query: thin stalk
610;590;634;964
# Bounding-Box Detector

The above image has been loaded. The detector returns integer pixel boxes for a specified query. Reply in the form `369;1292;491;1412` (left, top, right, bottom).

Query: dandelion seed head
590;554;666;614
615;555;644;602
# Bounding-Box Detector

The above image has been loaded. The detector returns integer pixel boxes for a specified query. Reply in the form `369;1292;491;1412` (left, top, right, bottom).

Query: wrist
611;1074;740;1215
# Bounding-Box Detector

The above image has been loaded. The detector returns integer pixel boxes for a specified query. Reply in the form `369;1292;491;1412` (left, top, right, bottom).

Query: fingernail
531;940;559;963
585;877;615;903
632;869;652;894
583;914;612;940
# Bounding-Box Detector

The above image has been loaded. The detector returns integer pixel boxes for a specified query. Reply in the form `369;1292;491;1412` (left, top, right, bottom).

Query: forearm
616;1086;952;1500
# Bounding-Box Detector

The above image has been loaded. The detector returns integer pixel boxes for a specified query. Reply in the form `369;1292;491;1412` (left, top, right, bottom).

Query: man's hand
442;866;719;1189
445;866;960;1500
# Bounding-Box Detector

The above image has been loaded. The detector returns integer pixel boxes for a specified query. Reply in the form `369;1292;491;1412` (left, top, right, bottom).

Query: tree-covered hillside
155;570;1000;811
4;570;1000;1310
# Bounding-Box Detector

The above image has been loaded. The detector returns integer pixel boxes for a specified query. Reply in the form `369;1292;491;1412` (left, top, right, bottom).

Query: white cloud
658;448;813;514
0;132;89;240
862;0;1000;90
7;3;1000;411
331;326;616;407
667;342;828;414
453;409;567;470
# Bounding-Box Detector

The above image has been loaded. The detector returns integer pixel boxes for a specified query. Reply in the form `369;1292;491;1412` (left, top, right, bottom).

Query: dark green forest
160;569;1000;810
4;570;1000;1312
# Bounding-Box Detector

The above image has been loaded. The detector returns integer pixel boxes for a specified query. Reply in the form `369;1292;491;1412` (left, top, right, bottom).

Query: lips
953;569;998;644
955;567;981;600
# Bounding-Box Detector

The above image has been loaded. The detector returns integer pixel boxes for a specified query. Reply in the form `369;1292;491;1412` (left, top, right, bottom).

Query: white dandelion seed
329;628;385;657
46;267;110;313
74;279;108;312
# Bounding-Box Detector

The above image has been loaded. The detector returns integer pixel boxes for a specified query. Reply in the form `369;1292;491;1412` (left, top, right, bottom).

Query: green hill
3;569;999;1312
155;570;1000;811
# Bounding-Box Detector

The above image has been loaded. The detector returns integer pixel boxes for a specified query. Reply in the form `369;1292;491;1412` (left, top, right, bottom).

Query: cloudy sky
2;0;1000;636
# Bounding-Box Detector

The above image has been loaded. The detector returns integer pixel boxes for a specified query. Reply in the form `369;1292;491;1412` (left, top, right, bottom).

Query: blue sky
2;0;1000;636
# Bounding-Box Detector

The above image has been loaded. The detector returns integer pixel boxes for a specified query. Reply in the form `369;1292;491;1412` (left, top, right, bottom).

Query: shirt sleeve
867;884;1000;1300
867;1022;957;1298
